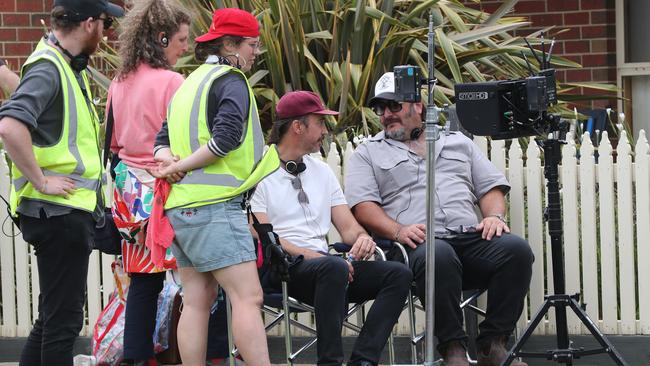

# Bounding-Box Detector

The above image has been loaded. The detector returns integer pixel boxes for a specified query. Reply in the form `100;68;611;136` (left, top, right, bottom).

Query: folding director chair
227;243;397;365
386;241;487;365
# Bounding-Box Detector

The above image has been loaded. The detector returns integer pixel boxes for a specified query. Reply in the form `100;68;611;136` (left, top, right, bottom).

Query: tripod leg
501;300;552;366
568;299;628;366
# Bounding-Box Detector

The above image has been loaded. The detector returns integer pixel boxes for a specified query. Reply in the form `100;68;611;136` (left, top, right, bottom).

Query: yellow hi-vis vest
9;39;103;215
165;63;279;209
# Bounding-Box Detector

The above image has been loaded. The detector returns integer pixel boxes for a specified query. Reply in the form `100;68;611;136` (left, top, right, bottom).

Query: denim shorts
167;197;256;272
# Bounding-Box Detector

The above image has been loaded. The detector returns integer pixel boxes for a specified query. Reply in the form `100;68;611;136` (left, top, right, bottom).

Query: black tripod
501;138;628;366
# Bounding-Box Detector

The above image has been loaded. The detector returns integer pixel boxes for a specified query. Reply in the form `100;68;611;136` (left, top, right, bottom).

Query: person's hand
148;160;178;178
157;155;185;183
37;176;75;198
395;224;426;248
349;234;376;261
346;259;354;282
476;215;510;240
149;158;185;183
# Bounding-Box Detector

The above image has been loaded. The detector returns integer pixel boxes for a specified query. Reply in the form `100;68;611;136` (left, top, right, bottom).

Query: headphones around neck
410;126;424;140
47;34;89;73
224;53;245;69
283;159;306;175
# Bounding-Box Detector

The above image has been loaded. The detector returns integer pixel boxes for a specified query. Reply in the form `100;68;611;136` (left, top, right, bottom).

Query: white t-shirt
250;155;347;253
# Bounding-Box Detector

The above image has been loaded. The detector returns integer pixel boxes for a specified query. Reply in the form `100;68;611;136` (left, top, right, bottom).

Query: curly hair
116;0;190;80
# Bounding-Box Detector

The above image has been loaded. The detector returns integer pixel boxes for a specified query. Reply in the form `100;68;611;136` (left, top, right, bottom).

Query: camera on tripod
454;69;558;140
392;62;561;140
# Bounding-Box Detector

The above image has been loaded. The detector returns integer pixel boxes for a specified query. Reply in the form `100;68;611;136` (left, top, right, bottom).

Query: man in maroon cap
249;91;412;366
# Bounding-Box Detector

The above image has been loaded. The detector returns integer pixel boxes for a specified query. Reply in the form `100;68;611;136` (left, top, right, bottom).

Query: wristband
393;225;403;242
38;178;48;193
487;214;506;223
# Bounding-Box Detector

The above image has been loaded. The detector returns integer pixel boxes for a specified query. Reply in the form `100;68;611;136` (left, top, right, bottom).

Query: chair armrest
390;241;411;267
329;242;387;261
329;242;351;253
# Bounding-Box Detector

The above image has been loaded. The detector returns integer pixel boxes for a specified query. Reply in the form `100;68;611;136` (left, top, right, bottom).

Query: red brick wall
1;0;618;108
0;0;54;74
0;0;122;75
466;0;617;108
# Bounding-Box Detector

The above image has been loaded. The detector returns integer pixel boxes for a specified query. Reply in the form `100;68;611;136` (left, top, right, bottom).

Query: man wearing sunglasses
0;0;123;364
249;91;412;366
345;72;533;366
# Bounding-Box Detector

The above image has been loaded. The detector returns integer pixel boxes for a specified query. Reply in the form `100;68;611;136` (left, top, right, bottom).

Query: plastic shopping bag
153;275;181;353
92;261;130;366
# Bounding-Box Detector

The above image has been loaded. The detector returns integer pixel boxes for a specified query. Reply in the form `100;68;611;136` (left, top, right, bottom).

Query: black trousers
391;232;533;348
286;256;412;366
18;210;94;366
123;272;230;360
123;272;165;360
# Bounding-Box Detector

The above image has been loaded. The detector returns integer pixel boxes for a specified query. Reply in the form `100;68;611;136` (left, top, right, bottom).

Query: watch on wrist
489;214;506;223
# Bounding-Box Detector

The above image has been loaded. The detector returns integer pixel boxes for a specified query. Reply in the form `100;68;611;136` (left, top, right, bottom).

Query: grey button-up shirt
345;131;510;235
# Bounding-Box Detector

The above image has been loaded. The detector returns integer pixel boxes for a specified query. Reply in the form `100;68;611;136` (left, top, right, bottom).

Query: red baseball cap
276;91;339;120
195;8;259;43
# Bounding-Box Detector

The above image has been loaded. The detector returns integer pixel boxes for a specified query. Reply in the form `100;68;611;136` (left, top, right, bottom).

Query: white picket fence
1;129;650;338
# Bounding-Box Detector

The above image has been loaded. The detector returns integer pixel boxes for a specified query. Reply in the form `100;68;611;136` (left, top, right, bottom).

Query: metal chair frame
228;246;396;365
389;241;488;364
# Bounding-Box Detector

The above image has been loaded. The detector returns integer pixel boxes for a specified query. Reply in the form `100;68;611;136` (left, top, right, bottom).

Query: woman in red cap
152;7;275;366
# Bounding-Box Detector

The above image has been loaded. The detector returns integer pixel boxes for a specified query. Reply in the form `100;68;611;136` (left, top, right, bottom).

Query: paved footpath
1;364;311;366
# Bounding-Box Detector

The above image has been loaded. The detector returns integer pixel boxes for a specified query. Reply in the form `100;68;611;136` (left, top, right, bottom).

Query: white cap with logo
369;72;398;107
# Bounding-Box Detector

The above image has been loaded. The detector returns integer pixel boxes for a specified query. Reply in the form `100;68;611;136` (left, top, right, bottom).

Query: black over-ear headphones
160;34;169;48
410;126;424;140
47;34;89;73
283;159;306;175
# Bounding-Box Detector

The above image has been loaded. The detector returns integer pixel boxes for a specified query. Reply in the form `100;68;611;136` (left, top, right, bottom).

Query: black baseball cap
53;0;124;21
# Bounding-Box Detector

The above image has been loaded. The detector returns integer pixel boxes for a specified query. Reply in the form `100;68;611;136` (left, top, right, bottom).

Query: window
617;0;650;137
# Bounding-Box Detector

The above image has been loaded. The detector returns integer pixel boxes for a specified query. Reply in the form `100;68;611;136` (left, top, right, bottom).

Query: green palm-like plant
93;0;617;140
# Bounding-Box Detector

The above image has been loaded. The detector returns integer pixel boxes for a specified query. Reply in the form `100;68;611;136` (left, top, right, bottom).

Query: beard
383;116;408;141
81;43;97;56
81;26;102;55
385;127;407;141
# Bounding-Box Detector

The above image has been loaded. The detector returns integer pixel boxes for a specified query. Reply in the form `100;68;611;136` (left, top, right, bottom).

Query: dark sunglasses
95;16;114;31
372;100;403;116
291;177;310;204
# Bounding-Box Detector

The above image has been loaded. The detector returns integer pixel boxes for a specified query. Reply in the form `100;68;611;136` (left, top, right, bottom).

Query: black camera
454;69;558;140
391;62;560;140
394;65;422;103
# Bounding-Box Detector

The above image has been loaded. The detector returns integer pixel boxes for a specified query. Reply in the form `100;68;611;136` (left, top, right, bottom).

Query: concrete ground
2;335;650;365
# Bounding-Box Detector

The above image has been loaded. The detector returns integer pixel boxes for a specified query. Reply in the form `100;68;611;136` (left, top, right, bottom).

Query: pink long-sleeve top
108;63;184;169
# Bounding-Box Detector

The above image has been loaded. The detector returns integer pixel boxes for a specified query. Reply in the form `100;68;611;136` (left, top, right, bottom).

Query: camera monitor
455;76;550;140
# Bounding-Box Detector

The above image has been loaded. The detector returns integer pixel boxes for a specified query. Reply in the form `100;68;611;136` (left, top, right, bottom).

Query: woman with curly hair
106;1;189;365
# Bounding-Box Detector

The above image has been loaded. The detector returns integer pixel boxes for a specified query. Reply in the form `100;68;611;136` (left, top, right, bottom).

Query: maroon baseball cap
195;8;259;43
276;91;339;120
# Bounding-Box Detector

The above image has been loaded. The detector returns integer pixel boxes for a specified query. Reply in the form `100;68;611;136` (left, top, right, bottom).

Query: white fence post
636;131;650;334
579;133;600;332
525;138;547;334
598;132;618;334
508;139;529;332
0;150;17;337
616;131;636;334
561;135;581;333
